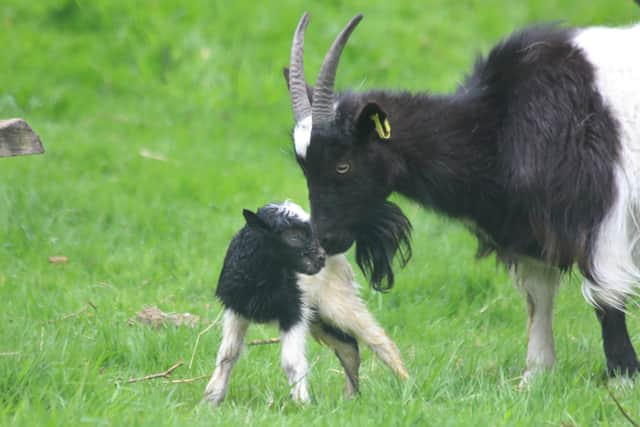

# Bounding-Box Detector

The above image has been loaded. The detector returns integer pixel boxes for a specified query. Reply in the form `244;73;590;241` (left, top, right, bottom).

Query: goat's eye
282;230;307;247
336;161;351;175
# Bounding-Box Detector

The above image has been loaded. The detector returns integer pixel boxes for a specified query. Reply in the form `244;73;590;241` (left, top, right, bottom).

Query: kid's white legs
204;310;249;406
280;321;311;403
205;310;312;406
512;260;561;384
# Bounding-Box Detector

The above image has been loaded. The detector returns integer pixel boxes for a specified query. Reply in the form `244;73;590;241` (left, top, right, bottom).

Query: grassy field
1;0;639;425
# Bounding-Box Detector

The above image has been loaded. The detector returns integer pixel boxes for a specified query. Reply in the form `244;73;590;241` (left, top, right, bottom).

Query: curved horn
288;13;312;123
312;14;363;125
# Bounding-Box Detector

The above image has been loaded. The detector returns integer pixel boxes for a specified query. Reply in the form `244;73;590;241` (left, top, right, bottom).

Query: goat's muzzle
319;231;356;255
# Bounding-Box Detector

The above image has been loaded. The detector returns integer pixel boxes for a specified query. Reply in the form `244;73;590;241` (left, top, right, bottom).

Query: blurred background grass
0;1;639;425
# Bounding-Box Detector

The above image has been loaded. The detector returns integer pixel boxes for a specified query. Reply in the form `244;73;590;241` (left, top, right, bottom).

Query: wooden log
0;118;44;157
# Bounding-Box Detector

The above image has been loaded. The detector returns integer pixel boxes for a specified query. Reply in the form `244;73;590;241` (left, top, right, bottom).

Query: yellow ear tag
371;113;391;140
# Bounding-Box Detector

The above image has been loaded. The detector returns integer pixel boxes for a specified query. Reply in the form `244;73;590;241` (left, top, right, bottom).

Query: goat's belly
573;24;640;179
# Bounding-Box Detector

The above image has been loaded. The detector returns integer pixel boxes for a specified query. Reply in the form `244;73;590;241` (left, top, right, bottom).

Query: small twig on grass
248;337;280;346
44;301;97;324
606;383;639;427
48;255;69;264
0;352;20;357
39;326;44;352
166;374;210;384
126;361;184;384
188;310;224;370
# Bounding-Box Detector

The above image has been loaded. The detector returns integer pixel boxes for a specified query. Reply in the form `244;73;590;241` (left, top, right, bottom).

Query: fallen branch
0;352;20;357
126;361;184;384
45;301;97;324
167;374;209;384
606;383;639;427
188;310;224;370
249;337;280;346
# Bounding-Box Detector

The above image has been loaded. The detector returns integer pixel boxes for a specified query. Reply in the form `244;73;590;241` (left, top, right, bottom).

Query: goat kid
204;201;408;406
283;12;640;381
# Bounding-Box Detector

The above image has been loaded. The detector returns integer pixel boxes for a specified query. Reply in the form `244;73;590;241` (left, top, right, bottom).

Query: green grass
1;0;639;425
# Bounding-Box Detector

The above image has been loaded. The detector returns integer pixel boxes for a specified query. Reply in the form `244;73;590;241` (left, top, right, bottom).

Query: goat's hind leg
204;309;250;406
583;202;640;378
595;304;639;377
310;319;360;397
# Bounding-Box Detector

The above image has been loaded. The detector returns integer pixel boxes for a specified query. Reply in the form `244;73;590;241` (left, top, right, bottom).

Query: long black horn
312;14;363;125
288;13;312;123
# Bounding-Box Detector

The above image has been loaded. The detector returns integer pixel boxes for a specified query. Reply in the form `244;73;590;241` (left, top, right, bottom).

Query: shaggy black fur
288;19;639;376
215;204;325;331
354;202;412;291
295;24;618;288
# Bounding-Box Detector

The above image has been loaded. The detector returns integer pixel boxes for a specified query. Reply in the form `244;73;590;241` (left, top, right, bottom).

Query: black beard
355;201;412;291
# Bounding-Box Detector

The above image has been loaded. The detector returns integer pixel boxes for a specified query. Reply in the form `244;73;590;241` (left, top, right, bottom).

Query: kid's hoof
290;387;311;404
204;390;225;408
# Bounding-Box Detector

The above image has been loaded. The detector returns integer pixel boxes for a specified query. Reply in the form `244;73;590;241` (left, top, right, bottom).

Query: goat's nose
317;246;327;263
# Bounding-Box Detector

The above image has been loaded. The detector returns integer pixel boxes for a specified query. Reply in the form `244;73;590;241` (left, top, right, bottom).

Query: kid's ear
283;67;314;103
243;209;270;231
354;102;392;141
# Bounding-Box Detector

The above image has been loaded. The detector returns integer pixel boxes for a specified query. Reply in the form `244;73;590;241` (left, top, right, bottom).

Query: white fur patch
573;24;640;308
269;200;310;222
293;116;312;159
581;167;640;308
297;255;357;312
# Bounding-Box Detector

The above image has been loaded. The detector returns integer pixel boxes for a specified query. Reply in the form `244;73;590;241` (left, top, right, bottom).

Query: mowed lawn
1;1;639;425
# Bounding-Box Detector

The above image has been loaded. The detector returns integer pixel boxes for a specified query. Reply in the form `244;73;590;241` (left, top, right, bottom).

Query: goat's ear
354;102;391;142
282;67;314;103
243;209;270;231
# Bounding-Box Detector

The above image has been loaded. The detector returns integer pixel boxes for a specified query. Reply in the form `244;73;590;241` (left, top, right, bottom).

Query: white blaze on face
293;116;312;159
266;200;310;223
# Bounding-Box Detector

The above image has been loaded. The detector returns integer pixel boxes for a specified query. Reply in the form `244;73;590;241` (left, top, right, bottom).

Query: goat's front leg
280;320;311;404
512;260;561;385
204;309;249;406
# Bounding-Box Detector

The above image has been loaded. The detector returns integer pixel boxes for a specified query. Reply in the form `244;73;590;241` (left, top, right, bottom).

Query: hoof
606;358;639;378
607;376;636;390
517;370;535;390
203;389;225;408
518;365;553;389
289;386;311;404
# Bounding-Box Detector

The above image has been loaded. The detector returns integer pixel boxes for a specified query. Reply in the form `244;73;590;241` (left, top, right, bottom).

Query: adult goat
283;12;640;381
